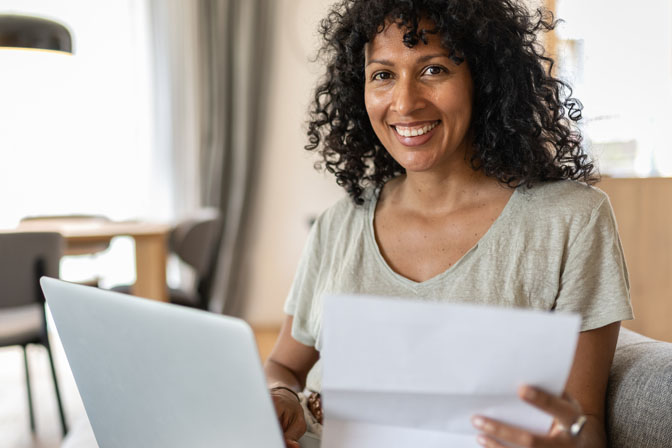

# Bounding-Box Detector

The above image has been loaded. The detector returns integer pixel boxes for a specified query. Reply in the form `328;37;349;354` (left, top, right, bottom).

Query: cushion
607;327;672;447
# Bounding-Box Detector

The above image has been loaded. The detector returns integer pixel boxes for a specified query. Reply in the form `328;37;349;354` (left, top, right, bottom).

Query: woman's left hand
471;385;587;447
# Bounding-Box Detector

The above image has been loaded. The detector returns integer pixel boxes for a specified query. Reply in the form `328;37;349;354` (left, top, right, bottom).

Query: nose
390;77;425;116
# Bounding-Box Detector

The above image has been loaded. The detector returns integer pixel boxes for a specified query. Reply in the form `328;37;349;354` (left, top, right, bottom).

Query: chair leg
22;346;36;433
45;343;68;435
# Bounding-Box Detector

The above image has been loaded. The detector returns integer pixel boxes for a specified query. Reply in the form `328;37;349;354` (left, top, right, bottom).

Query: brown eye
372;71;392;81
424;65;446;76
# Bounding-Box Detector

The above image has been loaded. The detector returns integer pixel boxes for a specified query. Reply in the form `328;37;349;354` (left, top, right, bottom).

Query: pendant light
0;14;73;54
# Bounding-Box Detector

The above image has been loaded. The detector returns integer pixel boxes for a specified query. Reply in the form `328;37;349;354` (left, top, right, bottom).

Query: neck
382;163;500;216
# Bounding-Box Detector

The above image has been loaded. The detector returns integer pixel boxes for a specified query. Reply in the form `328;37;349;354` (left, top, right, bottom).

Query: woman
265;1;633;447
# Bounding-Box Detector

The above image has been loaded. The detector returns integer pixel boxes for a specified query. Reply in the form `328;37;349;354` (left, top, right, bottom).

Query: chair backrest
0;232;63;309
169;208;221;281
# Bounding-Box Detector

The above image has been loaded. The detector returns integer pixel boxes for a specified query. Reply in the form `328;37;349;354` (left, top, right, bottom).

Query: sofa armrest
606;327;672;447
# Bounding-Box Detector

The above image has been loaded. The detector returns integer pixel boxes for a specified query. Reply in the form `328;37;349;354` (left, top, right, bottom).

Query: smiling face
364;21;474;175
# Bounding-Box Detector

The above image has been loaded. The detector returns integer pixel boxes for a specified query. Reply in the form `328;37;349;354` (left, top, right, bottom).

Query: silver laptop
41;277;319;448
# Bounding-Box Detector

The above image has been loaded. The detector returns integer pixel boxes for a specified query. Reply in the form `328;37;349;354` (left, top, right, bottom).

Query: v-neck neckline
365;185;519;288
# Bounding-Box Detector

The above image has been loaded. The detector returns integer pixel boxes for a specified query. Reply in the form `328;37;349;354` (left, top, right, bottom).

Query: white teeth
394;121;439;137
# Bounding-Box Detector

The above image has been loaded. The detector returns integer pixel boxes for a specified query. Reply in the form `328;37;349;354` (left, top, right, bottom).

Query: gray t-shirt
284;180;633;392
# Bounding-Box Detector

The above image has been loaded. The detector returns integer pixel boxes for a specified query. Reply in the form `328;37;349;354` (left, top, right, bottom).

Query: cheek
456;89;474;124
440;90;473;129
364;100;390;145
364;90;385;122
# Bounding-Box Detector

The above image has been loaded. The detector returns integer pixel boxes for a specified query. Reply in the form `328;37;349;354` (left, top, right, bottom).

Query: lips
391;120;440;146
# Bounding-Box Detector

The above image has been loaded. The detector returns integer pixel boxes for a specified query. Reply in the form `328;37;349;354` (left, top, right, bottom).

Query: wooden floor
0;326;279;448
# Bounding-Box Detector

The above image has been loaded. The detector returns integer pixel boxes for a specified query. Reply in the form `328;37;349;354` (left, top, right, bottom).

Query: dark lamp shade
0;14;73;54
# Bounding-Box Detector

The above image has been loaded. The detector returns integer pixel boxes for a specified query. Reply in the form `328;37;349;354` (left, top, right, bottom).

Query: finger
476;434;515;448
518;385;580;428
285;439;300;448
472;416;552;448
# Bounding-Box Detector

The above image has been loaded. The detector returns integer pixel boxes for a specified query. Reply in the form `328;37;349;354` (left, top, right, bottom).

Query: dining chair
0;232;68;435
113;208;221;310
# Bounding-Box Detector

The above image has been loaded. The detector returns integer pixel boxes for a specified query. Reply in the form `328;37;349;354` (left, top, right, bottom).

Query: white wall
555;0;672;176
243;0;344;326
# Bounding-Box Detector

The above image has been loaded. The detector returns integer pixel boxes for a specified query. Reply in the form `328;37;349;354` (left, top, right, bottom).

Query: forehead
365;20;447;62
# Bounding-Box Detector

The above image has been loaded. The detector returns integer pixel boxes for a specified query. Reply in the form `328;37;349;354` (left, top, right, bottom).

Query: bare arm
265;315;320;391
264;315;320;447
559;321;621;447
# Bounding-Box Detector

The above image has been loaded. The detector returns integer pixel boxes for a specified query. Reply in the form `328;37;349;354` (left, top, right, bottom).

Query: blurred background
0;0;345;325
0;0;670;447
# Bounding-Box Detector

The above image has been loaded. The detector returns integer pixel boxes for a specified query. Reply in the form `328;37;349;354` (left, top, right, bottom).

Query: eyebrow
365;53;449;67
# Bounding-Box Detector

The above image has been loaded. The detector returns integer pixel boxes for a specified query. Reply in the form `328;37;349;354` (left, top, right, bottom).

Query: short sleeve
554;196;634;331
283;221;323;347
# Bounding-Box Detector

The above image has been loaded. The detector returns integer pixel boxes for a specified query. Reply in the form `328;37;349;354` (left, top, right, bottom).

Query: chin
389;149;439;169
397;158;441;173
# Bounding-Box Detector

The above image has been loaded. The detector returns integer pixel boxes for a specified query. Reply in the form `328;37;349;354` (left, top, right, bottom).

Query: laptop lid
41;277;285;448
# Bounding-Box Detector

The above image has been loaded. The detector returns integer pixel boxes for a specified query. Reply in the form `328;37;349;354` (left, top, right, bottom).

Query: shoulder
501;180;617;249
516;180;609;221
313;189;374;233
302;190;375;255
319;192;366;220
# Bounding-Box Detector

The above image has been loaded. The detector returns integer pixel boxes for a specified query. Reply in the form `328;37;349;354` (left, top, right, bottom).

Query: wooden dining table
8;218;172;302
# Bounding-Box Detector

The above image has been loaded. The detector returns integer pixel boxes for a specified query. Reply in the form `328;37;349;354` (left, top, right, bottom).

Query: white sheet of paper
321;295;581;448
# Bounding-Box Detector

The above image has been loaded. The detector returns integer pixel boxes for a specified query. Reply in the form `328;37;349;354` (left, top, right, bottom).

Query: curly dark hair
305;0;596;204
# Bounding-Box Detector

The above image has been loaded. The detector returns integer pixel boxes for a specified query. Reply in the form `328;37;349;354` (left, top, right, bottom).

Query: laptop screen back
41;277;284;448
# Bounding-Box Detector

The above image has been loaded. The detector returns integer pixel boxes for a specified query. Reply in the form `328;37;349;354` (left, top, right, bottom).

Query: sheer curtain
147;0;201;217
149;0;273;315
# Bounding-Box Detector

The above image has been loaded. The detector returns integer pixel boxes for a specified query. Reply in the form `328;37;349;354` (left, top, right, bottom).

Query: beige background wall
598;178;672;342
244;0;344;327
